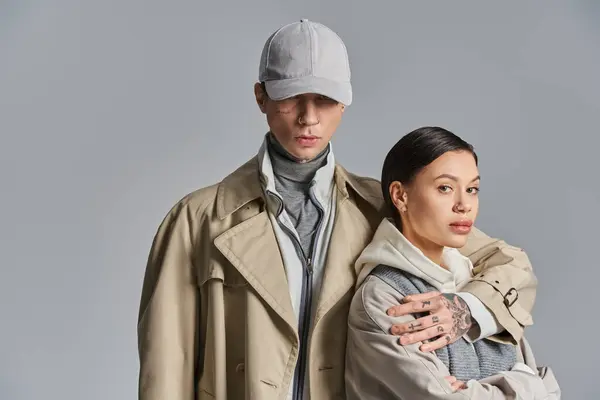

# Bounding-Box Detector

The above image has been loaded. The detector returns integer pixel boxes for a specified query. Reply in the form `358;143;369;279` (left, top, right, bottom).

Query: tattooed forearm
441;294;472;340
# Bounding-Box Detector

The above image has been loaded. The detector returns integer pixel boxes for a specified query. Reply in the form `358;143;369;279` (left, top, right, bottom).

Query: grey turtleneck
267;133;329;258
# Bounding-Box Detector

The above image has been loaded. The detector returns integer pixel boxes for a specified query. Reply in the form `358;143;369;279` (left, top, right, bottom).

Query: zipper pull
307;258;313;274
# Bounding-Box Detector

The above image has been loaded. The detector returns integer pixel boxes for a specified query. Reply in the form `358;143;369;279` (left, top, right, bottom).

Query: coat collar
216;155;383;220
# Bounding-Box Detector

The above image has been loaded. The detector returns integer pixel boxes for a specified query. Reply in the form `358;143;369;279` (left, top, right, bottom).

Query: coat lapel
314;168;383;324
213;211;298;332
212;157;384;334
213;156;298;333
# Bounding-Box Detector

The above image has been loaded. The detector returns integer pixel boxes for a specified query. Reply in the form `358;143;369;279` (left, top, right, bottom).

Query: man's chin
289;148;324;163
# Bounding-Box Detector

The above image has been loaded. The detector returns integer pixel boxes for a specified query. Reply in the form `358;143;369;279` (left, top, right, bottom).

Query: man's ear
254;82;267;113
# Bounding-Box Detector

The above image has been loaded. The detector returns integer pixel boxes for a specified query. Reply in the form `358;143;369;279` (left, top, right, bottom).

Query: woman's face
394;150;480;250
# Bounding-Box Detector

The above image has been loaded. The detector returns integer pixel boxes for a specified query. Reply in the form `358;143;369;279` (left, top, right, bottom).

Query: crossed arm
386;227;537;350
345;277;557;399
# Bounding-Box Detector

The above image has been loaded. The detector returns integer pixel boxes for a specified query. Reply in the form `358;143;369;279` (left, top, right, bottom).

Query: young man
137;19;537;400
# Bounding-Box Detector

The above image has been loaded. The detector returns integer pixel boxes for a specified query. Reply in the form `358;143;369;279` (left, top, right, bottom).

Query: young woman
345;127;560;399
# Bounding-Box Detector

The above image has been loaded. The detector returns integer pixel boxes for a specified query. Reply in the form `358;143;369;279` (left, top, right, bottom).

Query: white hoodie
354;217;474;291
345;218;561;400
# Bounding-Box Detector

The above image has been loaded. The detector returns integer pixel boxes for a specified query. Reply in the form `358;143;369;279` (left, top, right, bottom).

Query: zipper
294;257;313;400
292;188;325;400
276;220;312;400
269;188;325;400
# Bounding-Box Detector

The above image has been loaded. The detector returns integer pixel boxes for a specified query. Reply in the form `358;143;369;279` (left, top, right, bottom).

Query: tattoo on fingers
432;316;439;324
437;326;444;333
409;322;422;331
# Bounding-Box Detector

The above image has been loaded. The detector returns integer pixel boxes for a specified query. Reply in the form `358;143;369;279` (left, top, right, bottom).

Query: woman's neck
401;225;446;269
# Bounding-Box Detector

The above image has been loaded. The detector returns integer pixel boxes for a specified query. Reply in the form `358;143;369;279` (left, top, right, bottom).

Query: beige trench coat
137;157;538;400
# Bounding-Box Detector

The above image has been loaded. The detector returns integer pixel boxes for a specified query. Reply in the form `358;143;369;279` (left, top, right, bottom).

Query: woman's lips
449;220;473;234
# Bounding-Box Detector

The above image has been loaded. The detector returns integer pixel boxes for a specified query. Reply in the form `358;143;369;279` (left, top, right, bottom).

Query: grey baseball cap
258;19;352;106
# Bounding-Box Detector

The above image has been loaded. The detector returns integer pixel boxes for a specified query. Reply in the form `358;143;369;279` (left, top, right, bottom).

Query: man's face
254;83;345;161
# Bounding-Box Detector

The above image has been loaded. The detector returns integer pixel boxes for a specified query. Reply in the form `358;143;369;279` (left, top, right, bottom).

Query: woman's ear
389;181;408;213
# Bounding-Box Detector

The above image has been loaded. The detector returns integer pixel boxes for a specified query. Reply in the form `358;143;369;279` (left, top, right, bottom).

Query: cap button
300;18;308;22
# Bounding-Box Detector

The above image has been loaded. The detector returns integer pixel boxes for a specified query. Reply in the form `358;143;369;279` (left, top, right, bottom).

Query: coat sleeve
137;199;201;400
345;276;554;400
458;226;538;343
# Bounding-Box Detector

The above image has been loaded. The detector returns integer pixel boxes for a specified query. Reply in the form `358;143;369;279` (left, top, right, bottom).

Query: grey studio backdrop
1;1;598;399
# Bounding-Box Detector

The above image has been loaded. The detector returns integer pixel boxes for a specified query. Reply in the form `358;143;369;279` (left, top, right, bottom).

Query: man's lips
295;136;320;146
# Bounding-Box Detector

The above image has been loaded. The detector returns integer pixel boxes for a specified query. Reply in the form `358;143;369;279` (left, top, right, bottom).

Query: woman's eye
438;185;452;193
467;187;480;194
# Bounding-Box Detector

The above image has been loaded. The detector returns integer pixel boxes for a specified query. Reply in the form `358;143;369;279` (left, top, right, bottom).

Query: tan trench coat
137;157;537;400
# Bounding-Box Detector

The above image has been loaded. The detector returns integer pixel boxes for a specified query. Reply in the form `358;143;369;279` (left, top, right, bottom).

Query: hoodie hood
355;218;474;292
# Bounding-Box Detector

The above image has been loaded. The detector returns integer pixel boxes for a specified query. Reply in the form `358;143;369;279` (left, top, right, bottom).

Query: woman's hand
386;291;473;352
444;376;467;392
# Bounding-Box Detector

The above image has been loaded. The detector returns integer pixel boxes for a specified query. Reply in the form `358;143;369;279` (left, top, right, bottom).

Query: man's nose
298;100;319;125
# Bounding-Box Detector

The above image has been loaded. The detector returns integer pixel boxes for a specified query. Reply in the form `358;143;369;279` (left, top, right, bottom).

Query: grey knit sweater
267;133;329;257
370;264;518;382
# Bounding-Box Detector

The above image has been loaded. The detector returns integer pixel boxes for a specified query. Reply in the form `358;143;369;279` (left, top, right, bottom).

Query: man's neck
267;132;329;183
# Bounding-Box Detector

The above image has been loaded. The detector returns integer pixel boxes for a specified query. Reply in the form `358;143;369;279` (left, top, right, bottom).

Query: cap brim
265;76;352;106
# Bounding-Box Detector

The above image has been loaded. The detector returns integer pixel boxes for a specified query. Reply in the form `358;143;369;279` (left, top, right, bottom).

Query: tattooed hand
441;293;473;339
385;291;473;352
